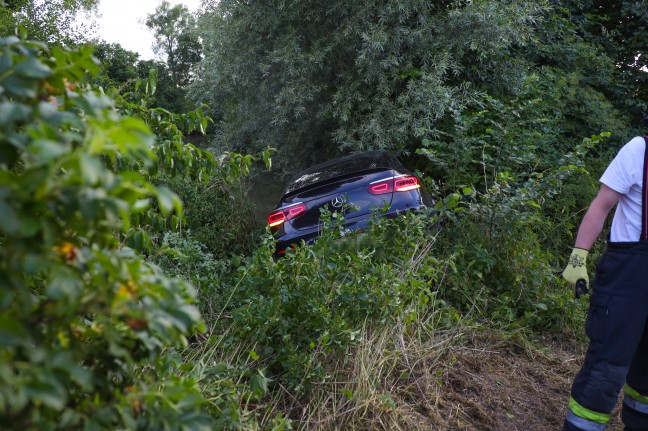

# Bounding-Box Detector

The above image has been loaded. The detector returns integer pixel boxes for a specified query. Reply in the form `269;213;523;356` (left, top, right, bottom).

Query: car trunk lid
282;169;396;231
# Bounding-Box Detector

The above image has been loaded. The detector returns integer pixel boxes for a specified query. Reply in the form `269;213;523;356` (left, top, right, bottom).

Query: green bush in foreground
0;36;232;430
205;167;588;397
217;211;452;394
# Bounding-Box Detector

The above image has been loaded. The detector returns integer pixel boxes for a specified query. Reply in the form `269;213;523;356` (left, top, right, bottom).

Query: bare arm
574;184;623;250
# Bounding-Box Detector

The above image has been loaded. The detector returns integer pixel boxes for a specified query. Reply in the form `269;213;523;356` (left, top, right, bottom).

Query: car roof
285;150;404;194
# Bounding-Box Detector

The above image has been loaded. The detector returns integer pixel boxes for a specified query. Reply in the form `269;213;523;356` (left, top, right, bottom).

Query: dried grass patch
278;324;625;430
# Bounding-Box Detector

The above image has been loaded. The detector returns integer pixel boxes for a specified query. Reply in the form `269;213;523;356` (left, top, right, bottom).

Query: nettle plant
0;37;215;429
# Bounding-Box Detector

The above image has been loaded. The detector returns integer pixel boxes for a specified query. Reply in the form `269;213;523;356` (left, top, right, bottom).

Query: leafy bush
0;36;213;429
0;36;293;431
216;210;454;394
429;135;608;332
157;174;260;257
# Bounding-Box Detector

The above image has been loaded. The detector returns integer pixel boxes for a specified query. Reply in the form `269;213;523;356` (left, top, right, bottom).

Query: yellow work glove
562;248;589;287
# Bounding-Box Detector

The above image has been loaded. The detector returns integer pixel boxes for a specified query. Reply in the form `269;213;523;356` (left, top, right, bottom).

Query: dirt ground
433;336;624;431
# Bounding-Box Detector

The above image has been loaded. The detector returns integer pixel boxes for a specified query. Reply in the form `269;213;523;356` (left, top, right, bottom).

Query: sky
87;0;203;60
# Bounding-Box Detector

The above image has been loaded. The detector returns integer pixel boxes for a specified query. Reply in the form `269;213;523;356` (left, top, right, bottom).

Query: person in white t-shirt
562;132;648;431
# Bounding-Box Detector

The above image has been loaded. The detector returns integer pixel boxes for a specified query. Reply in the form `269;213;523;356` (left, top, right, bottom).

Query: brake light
369;181;393;194
268;212;286;227
394;176;420;192
369;176;420;194
268;203;307;227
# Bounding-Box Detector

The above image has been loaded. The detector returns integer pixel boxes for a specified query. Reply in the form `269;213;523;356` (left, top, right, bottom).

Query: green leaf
47;268;83;302
0;200;20;235
79;154;104;185
23;253;51;275
262;149;272;170
0;36;20;46
30;139;69;163
26;379;67;411
1;75;37;98
0;101;31;124
0;316;28;347
17;165;50;195
18;213;40;237
132;199;150;212
250;371;269;399
13;58;52;79
155;185;182;216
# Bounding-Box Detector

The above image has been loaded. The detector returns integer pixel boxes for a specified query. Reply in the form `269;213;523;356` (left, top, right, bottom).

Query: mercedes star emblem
331;195;345;208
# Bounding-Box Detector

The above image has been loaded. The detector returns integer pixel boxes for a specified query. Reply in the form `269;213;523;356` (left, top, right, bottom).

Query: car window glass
286;151;402;193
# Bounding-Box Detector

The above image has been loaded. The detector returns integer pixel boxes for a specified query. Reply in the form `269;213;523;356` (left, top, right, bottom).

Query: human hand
562;248;589;288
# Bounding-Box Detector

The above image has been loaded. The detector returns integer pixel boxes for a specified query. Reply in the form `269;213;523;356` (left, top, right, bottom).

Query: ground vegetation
1;0;647;429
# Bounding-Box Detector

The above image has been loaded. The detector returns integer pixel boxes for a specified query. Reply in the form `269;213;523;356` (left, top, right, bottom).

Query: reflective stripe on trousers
625;384;648;414
566;411;607;431
625;397;648;414
566;396;609;431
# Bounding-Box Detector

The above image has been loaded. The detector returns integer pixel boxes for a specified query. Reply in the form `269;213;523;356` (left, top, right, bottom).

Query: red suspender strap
642;136;648;241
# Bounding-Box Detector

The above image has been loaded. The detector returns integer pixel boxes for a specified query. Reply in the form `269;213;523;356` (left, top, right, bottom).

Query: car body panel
285;169;396;231
269;151;429;256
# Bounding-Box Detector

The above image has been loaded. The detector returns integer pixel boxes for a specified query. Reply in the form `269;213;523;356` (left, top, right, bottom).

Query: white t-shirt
600;136;647;242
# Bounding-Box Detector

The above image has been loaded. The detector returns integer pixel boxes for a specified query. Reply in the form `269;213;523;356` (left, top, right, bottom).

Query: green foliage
437;186;583;331
417;69;625;189
159;174;259;256
146;1;201;88
570;0;648;115
518;1;641;137
144;0;202;114
428;135;610;332
192;0;546;172
152;231;236;322
3;0;644;427
1;0;99;46
136;60;190;113
223;211;452;393
0;36;214;430
91;41;140;87
113;66;270;186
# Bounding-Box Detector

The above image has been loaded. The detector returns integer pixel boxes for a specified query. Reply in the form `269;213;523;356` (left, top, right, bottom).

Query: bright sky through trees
93;0;201;59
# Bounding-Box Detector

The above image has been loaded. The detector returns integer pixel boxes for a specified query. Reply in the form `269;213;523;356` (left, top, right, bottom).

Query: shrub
0;36;293;431
219;210;454;394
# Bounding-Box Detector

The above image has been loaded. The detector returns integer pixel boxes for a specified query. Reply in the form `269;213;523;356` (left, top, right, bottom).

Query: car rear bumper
274;204;427;256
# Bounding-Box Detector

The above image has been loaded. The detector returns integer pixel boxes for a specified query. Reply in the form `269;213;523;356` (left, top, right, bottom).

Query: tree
145;1;202;88
190;0;546;172
577;0;648;116
0;0;99;45
92;41;139;86
191;0;646;179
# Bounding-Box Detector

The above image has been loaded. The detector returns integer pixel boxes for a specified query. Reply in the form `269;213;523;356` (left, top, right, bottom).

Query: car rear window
285;151;403;193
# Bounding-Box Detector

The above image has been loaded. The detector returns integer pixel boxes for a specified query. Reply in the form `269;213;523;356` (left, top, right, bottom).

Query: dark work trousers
564;241;648;431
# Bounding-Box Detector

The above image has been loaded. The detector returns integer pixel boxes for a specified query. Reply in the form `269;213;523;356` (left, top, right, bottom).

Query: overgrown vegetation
1;0;647;429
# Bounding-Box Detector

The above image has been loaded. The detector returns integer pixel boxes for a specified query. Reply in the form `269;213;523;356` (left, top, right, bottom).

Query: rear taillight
394;176;420;192
268;203;307;227
369;176;420;194
369;181;393;194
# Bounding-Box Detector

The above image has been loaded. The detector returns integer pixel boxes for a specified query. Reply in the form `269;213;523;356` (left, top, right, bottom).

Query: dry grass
265;318;626;431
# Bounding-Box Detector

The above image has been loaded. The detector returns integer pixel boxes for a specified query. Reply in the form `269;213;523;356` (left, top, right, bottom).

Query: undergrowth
155;181;589;428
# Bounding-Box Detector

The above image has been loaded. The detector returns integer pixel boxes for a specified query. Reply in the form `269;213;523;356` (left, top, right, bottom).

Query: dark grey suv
268;151;431;256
